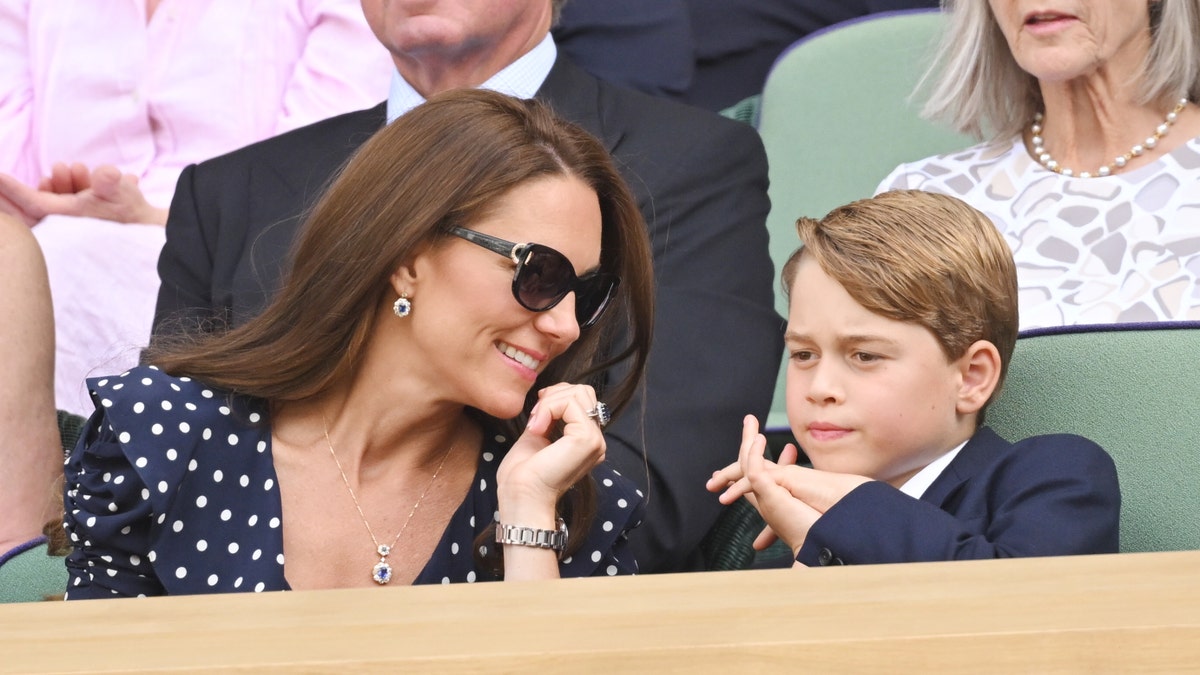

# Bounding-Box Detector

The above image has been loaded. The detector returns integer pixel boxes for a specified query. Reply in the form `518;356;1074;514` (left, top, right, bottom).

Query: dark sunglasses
450;227;619;329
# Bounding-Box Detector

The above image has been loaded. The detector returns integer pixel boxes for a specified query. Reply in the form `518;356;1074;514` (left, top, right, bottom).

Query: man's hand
0;163;168;226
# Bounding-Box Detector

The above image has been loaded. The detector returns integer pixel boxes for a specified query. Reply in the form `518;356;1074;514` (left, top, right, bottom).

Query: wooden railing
2;550;1198;672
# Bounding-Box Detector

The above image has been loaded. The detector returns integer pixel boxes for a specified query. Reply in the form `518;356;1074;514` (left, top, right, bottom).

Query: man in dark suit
152;0;782;574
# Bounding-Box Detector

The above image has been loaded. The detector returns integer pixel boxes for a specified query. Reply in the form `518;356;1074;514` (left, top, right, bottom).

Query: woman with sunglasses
61;89;655;597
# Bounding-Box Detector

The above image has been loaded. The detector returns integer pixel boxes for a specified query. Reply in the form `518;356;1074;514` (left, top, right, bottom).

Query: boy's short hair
781;189;1018;409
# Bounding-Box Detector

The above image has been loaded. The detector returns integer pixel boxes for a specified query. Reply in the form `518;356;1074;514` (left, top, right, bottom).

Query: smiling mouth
497;341;542;371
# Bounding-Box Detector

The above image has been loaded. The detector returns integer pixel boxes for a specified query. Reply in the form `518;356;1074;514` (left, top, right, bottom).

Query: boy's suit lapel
921;426;1011;506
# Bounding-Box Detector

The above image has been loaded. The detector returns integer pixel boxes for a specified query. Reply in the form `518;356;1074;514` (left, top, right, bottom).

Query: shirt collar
898;439;968;499
386;33;557;123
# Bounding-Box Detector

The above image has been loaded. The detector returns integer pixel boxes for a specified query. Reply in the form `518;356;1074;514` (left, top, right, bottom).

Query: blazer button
818;548;834;566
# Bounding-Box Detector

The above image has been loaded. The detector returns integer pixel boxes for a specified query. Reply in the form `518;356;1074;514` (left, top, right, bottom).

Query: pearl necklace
1030;98;1189;178
323;413;453;585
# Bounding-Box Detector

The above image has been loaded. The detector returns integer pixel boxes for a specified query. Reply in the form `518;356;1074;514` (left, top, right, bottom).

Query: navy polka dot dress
63;365;645;598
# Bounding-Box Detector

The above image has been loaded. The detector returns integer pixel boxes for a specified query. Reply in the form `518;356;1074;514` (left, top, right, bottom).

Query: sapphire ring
586;401;611;428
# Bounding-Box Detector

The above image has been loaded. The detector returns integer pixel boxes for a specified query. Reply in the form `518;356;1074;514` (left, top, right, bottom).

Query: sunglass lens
515;245;618;328
574;275;618;328
515;246;574;310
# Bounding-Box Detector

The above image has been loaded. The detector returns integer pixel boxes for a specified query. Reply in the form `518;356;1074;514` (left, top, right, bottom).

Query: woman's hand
496;382;607;524
496;383;606;581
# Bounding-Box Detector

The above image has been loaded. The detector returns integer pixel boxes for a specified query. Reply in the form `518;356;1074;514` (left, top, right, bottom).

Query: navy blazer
152;55;783;574
797;427;1121;566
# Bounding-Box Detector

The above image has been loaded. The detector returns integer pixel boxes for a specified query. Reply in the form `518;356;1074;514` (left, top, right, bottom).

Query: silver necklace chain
322;412;452;585
1030;98;1189;178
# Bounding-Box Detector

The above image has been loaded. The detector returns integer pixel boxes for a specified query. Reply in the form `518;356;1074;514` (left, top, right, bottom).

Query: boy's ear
955;340;1002;416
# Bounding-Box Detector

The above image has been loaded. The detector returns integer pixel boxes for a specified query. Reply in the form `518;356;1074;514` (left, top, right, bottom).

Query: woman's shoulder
81;365;270;479
1159;133;1200;173
876;138;1023;193
87;366;266;435
89;364;225;405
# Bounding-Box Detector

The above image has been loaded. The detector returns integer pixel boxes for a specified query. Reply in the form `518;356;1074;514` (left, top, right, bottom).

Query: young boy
707;190;1120;565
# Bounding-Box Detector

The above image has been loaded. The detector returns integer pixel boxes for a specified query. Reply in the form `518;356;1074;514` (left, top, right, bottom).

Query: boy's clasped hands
706;415;868;560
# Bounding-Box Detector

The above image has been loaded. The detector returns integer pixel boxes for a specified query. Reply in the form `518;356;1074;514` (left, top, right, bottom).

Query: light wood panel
3;550;1198;673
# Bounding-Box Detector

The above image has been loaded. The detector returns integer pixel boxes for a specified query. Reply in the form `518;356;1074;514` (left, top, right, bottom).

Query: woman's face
987;0;1154;84
398;174;604;419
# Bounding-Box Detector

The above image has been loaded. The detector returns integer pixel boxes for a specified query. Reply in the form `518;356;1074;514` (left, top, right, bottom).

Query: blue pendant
372;560;393;585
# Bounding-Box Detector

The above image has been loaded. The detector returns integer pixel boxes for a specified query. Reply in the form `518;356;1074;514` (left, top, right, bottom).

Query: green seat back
757;9;974;431
0;542;66;603
987;324;1200;553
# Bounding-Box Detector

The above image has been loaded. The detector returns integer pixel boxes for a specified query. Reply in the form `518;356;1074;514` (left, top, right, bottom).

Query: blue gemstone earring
392;294;412;318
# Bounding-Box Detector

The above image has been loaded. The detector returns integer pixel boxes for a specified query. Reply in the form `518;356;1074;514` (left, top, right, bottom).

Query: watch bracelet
495;518;568;557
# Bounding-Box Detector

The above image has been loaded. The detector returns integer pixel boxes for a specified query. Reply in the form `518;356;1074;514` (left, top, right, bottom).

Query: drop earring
393;294;412;318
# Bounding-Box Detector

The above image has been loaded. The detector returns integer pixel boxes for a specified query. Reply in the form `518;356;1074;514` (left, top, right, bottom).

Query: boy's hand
747;442;800;551
707;415;873;558
741;437;820;557
706;416;814;555
769;464;872;517
750;462;873;557
705;414;761;504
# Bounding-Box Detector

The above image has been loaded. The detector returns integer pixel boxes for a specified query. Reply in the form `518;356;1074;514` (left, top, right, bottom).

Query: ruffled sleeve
63;365;282;598
63;403;166;599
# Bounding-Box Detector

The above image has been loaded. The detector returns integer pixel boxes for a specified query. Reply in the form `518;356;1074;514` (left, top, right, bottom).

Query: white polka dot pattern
61;365;646;599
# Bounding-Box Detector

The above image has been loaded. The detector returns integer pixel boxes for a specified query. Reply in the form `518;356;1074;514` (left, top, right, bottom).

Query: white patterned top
877;135;1200;329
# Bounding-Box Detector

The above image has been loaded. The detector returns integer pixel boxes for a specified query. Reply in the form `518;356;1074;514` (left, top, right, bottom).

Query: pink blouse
0;0;393;208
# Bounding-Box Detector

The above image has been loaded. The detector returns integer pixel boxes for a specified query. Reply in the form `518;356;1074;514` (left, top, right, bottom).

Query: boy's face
784;256;978;487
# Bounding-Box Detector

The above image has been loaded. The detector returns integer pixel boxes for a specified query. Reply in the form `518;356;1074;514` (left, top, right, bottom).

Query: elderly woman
62;89;654;597
878;0;1200;328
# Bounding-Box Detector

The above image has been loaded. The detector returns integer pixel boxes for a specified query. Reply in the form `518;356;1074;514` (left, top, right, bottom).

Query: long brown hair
149;89;655;564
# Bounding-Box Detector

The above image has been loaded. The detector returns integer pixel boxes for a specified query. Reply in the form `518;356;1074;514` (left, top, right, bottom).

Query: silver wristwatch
496;518;569;558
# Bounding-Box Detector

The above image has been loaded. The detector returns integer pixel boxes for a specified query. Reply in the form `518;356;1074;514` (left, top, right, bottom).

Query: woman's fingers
500;383;607;504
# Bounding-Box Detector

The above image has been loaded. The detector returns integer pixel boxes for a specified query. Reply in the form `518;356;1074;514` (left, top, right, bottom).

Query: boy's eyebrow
784;330;901;350
783;330;808;345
